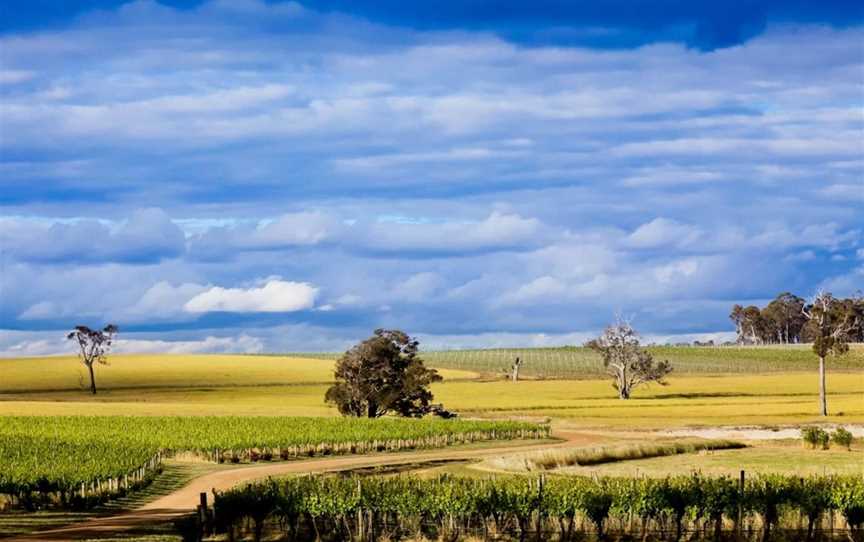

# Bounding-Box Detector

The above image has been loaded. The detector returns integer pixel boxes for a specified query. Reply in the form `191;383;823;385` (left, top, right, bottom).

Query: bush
801;426;830;449
831;427;854;450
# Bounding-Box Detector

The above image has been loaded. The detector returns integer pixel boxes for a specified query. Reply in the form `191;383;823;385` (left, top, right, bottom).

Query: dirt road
17;434;590;541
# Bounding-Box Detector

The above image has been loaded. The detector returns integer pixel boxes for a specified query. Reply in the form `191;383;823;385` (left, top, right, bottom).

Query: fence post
356;479;364;542
198;492;209;537
738;470;745;540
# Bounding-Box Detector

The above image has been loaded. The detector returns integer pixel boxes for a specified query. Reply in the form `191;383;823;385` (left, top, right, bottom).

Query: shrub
801;426;830;449
831;427;854;450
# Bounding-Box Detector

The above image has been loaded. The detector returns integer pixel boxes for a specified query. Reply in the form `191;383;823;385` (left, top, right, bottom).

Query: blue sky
0;0;862;355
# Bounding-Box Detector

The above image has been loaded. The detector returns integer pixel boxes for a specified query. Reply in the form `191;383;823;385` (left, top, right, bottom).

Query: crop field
213;473;864;541
281;344;864;377
0;348;862;540
0;416;546;512
0;355;861;427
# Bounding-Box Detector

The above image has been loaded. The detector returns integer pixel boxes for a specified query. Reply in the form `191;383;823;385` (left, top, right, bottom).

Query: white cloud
0;330;264;356
124;281;209;319
114;335;265;354
358;212;543;254
0;208;185;264
626;218;703;249
184;280;318;312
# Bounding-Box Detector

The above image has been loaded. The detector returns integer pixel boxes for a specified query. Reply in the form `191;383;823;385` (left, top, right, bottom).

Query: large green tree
325;329;442;418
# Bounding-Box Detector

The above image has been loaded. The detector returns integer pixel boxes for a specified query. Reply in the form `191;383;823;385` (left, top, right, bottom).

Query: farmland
213;473;864;541
0;354;861;427
0;416;546;513
0;347;862;540
283;344;864;377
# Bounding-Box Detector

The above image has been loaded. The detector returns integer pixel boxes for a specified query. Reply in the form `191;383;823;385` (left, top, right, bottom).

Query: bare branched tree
586;318;672;399
66;324;118;395
802;291;859;416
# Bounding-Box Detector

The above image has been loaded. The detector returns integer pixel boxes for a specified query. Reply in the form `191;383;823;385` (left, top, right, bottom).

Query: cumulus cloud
0;208;185;264
0;329;264;356
626;218;703;249
189;212;343;259
0;1;862;347
356;212;544;255
184;280;318;313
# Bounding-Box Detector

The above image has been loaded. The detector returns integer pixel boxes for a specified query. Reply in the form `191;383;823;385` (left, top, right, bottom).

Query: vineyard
0;417;547;512
213;473;864;541
279;344;864;378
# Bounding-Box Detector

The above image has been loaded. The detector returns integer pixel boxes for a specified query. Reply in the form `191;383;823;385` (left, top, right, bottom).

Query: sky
0;0;862;356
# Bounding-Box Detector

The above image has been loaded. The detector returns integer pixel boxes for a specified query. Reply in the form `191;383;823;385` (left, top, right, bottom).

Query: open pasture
0;354;478;393
0;354;861;427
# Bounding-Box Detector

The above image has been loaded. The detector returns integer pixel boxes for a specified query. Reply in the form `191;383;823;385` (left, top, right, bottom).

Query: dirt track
16;434;589;541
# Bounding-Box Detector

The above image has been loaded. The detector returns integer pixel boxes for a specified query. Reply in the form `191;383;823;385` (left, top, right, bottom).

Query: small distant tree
66;324;118;395
802;291;859;416
586;319;672;399
325;329;443;418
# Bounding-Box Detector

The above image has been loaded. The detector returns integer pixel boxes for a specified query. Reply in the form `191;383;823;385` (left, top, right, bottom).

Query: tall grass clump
489;439;746;472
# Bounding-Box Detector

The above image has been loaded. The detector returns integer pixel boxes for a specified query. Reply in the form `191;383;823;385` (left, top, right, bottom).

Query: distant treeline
731;292;864;345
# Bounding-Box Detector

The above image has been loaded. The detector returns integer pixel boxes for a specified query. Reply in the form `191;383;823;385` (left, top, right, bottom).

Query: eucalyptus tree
586;319;673;399
66;324;119;395
325;329;443;417
802;291;860;416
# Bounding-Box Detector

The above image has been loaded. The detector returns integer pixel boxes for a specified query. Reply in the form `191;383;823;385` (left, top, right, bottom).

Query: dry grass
0;354;477;393
487;439;746;471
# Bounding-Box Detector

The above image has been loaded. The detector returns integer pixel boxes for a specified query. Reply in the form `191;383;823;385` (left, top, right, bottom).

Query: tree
762;292;806;344
66;324;119;395
324;329;443;418
802;291;859;416
586;319;673;399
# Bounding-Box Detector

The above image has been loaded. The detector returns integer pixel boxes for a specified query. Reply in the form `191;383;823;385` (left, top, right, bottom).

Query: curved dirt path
17;433;590;541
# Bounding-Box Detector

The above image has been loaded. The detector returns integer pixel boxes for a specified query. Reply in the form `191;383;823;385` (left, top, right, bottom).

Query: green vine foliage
214;473;864;541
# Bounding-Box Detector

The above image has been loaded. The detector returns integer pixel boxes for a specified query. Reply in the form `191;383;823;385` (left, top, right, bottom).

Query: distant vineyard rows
274;345;864;378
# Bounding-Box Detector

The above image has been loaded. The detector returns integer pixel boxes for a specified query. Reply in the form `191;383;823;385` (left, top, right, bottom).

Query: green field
0;416;545;514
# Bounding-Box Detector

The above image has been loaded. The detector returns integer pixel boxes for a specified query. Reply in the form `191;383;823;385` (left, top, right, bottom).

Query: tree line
730;291;863;345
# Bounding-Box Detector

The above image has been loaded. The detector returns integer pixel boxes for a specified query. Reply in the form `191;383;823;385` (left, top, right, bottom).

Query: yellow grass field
0;354;861;428
0;354;478;392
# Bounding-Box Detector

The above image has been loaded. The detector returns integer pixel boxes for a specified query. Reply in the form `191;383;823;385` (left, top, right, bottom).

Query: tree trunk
818;355;827;416
87;362;97;395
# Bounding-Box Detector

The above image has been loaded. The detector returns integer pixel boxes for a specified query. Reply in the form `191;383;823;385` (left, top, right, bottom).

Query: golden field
0;354;860;428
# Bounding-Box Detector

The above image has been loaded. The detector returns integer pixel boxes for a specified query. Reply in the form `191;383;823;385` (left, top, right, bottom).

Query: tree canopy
730;291;862;345
324;329;443;418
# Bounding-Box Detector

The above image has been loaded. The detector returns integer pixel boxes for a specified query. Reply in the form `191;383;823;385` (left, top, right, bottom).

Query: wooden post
356;479;364;542
199;492;209;536
738;470;745;539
